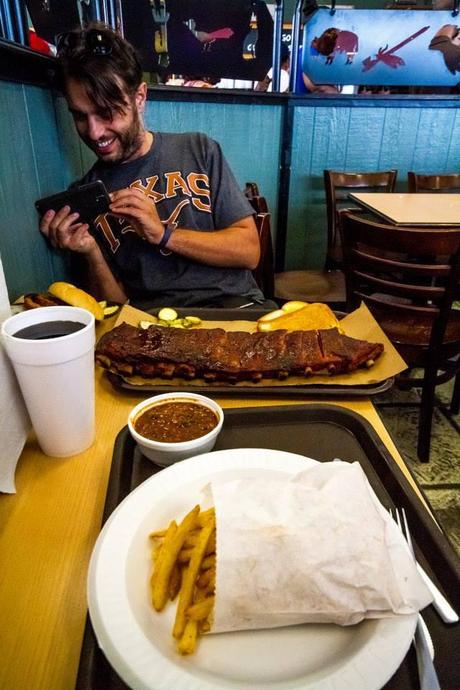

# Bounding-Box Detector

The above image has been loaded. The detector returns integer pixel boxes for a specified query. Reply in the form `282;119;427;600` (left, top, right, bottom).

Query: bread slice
257;302;342;332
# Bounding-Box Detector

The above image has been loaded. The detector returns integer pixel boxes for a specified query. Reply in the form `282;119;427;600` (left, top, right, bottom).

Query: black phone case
35;180;110;223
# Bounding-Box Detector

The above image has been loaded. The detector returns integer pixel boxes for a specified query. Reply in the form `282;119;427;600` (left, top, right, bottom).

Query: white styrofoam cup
1;306;96;457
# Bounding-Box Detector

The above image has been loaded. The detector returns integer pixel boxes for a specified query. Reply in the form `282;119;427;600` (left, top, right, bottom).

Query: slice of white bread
257;302;342;332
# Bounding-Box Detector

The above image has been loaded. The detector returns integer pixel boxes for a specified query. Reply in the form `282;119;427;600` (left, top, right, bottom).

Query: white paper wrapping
0;255;30;493
210;461;432;633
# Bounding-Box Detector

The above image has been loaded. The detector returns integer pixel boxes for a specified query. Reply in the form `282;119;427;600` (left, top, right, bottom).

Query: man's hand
109;188;164;244
40;206;97;254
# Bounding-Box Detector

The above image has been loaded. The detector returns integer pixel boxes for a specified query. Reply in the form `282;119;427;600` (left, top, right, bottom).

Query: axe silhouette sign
362;25;430;72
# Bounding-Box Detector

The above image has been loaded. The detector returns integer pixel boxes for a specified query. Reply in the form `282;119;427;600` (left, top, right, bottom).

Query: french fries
149;505;216;655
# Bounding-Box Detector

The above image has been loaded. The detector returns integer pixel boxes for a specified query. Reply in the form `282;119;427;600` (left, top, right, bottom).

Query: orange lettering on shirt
187;173;211;212
131;176;165;203
165;172;191;198
94;214;120;252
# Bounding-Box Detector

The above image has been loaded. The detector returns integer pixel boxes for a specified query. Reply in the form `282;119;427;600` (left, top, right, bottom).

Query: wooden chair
274;169;398;308
340;210;460;462
244;183;275;299
244;182;269;214
408;172;460;193
244;181;260;197
324;170;398;268
253;212;275;300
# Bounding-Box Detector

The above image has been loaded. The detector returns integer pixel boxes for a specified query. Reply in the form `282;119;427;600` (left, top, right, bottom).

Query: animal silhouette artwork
303;9;460;87
362;26;430;72
311;28;359;65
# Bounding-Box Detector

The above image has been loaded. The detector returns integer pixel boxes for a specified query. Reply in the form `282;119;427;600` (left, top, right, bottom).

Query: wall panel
0;83;69;299
287;103;460;270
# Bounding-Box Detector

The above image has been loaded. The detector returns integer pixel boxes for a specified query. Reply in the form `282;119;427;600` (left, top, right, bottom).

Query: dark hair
56;23;143;115
280;42;290;65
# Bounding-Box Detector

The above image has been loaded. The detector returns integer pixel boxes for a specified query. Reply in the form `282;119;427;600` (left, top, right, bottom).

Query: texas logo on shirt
94;172;212;253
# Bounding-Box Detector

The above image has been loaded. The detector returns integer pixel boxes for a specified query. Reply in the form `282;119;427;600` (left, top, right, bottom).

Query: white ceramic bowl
128;392;224;466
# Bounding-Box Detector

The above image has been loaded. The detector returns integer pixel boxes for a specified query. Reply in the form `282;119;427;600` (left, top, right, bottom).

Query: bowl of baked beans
128;392;224;466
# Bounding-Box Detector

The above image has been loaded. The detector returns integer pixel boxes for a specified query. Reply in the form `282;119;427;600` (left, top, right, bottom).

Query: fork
393;508;441;690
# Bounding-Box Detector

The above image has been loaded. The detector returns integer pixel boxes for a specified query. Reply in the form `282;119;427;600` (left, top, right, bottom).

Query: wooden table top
0;319;428;690
349;192;460;226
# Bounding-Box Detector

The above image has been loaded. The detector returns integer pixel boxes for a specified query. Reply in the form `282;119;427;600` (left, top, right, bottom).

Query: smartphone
35;180;110;224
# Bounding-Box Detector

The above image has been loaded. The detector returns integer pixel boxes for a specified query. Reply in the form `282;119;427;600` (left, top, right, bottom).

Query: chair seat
378;311;460;348
274;270;345;303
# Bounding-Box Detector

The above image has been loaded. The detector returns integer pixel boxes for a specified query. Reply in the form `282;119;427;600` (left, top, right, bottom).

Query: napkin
210;461;432;633
0;256;30;493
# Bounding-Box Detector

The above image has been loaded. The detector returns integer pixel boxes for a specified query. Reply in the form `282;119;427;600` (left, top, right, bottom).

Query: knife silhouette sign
362;25;430;72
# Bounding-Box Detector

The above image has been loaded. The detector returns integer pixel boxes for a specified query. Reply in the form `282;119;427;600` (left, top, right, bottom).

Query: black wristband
158;223;175;250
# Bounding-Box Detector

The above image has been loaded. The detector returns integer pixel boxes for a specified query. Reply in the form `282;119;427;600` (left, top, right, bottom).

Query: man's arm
83;245;128;302
109;189;260;269
165;216;260;269
302;73;339;94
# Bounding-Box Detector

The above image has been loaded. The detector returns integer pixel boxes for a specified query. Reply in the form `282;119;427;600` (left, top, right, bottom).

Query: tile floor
375;377;460;557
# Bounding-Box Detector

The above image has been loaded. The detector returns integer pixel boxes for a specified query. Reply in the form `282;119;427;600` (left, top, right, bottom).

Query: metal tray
76;404;459;690
106;307;394;398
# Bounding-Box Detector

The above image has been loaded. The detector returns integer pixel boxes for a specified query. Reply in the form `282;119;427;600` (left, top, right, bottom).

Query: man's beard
114;113;145;163
91;111;145;164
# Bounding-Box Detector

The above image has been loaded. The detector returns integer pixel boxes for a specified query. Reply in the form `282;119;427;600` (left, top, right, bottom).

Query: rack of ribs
95;323;384;384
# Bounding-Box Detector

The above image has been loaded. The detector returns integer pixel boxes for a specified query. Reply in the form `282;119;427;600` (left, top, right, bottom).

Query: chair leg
417;368;437;462
450;370;460;415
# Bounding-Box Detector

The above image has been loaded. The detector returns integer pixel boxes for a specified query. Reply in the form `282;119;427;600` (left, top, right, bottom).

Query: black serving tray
106;307;394;398
76;404;460;690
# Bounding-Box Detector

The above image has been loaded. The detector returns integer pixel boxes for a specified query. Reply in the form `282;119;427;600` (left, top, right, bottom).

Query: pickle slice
157;307;178;322
139;319;158;329
183;315;202;326
103;305;120;316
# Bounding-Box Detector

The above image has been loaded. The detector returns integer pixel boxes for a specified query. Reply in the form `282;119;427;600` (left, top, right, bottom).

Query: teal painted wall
0;83;74;300
287;103;460;269
0;79;459;301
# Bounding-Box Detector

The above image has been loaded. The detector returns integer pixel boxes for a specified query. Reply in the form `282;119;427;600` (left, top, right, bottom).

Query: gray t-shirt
80;131;264;307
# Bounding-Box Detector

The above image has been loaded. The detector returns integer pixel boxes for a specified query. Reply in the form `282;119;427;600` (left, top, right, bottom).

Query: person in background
301;72;340;94
183;75;220;88
39;24;274;310
295;45;340;94
255;43;291;92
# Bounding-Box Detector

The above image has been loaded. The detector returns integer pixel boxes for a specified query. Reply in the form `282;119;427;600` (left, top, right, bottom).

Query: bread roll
48;281;104;321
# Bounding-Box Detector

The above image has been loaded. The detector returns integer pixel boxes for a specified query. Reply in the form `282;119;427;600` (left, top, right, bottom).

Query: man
40;24;270;309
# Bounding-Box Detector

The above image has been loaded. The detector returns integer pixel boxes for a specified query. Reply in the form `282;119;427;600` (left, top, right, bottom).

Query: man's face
65;77;146;164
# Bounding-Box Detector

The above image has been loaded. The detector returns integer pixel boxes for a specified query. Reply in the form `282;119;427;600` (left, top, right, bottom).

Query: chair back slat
353;269;446;303
324;169;397;269
408;172;460;193
353;248;451;278
353;292;440;319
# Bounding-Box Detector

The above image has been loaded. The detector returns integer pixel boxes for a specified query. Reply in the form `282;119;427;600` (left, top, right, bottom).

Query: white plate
88;448;416;690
